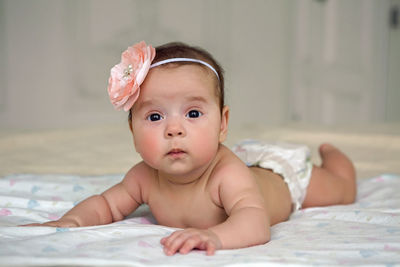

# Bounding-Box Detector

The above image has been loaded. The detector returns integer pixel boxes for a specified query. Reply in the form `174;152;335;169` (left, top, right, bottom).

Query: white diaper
232;140;313;211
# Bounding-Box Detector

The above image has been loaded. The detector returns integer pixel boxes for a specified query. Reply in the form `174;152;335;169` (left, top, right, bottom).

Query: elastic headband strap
150;58;219;80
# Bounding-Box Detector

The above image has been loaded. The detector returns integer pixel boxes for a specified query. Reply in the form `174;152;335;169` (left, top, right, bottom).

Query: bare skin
250;143;357;225
24;143;356;255
303;143;356;207
23;65;357;256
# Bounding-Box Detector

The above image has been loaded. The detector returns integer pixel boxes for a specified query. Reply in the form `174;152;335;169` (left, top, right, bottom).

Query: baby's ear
128;111;134;133
129;119;133;133
128;120;139;152
128;117;139;152
219;106;230;143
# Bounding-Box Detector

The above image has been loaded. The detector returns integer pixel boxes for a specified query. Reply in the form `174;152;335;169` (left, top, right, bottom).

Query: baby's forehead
137;94;209;108
134;84;217;112
145;65;216;90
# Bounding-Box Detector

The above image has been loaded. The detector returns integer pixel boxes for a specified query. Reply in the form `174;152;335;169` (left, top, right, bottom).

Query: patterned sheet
0;174;399;266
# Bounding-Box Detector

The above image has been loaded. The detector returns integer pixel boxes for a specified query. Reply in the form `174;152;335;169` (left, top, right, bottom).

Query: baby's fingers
178;235;204;255
161;230;182;247
162;230;218;256
163;231;188;255
180;238;216;255
20;220;78;228
20;223;43;227
205;241;216;256
20;222;59;227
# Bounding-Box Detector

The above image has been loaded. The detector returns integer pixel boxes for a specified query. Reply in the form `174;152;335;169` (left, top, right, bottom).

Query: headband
107;41;219;112
150;58;219;80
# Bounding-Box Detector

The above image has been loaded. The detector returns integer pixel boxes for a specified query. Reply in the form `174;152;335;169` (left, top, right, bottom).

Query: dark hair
128;42;225;123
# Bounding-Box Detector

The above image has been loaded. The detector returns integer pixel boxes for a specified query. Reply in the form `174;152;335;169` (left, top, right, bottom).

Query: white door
289;0;392;124
386;0;400;121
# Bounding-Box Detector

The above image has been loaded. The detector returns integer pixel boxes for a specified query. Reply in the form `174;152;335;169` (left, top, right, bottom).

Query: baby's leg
302;144;356;208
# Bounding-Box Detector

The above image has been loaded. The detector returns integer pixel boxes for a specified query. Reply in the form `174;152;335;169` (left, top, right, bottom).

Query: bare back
250;167;292;225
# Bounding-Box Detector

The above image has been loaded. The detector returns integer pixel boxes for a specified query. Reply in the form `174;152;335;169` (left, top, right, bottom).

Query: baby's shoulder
123;161;155;187
211;145;254;183
208;145;259;207
122;161;155;203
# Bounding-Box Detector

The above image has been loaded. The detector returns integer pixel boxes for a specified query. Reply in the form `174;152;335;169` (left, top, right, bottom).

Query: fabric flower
107;41;156;111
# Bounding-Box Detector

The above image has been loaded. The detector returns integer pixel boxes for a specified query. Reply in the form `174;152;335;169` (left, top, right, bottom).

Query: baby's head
127;42;225;122
108;41;224;115
107;41;228;141
152;43;224;107
107;41;229;175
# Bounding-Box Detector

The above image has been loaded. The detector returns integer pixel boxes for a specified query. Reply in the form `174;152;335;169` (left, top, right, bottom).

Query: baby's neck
155;164;211;190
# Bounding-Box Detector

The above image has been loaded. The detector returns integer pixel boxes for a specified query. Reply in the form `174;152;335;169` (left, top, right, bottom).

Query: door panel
386;0;400;121
290;0;390;124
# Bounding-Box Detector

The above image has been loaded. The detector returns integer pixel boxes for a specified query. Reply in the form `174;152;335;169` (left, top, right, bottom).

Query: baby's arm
24;166;144;227
209;178;270;249
162;163;270;255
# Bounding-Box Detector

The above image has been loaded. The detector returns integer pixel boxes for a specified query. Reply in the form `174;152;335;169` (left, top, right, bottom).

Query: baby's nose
165;120;185;138
167;130;183;137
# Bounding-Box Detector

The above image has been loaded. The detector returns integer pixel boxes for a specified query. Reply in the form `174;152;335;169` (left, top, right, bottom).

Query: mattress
0;173;399;266
1;123;400;266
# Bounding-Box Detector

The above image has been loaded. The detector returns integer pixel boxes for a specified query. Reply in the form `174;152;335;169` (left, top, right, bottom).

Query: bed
1;123;400;266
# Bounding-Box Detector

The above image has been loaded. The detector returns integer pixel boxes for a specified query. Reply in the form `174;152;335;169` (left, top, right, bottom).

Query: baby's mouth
167;148;186;157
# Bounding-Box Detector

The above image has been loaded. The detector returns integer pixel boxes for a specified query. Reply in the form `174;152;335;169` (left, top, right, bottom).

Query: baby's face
130;65;228;177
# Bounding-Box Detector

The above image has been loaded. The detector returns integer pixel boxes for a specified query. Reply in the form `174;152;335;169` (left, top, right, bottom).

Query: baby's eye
186;110;203;118
147;113;163;121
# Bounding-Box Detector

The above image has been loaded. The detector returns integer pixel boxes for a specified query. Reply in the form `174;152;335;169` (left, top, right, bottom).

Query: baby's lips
168;148;185;154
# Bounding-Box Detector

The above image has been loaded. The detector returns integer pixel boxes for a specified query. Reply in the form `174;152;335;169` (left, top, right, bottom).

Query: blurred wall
0;0;292;130
1;0;398;130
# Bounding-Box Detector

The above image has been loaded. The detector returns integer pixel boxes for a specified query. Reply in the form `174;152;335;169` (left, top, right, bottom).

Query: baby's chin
157;163;213;182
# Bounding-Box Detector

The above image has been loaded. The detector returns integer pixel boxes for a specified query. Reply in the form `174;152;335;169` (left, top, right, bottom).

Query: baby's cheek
136;135;162;165
194;133;219;162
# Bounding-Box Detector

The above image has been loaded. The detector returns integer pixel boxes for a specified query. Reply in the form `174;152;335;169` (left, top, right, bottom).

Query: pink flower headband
107;41;219;111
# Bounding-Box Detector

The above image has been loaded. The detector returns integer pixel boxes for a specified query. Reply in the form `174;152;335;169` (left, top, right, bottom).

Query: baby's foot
319;143;356;180
318;143;352;166
319;143;337;156
318;143;356;204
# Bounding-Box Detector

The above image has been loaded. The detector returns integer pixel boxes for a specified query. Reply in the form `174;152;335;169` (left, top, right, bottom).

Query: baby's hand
161;228;222;256
21;218;80;228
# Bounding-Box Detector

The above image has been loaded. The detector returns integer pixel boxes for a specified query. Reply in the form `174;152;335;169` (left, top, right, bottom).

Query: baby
26;41;356;256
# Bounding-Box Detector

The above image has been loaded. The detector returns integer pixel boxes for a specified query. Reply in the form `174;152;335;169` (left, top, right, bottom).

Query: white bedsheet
1;173;399;266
